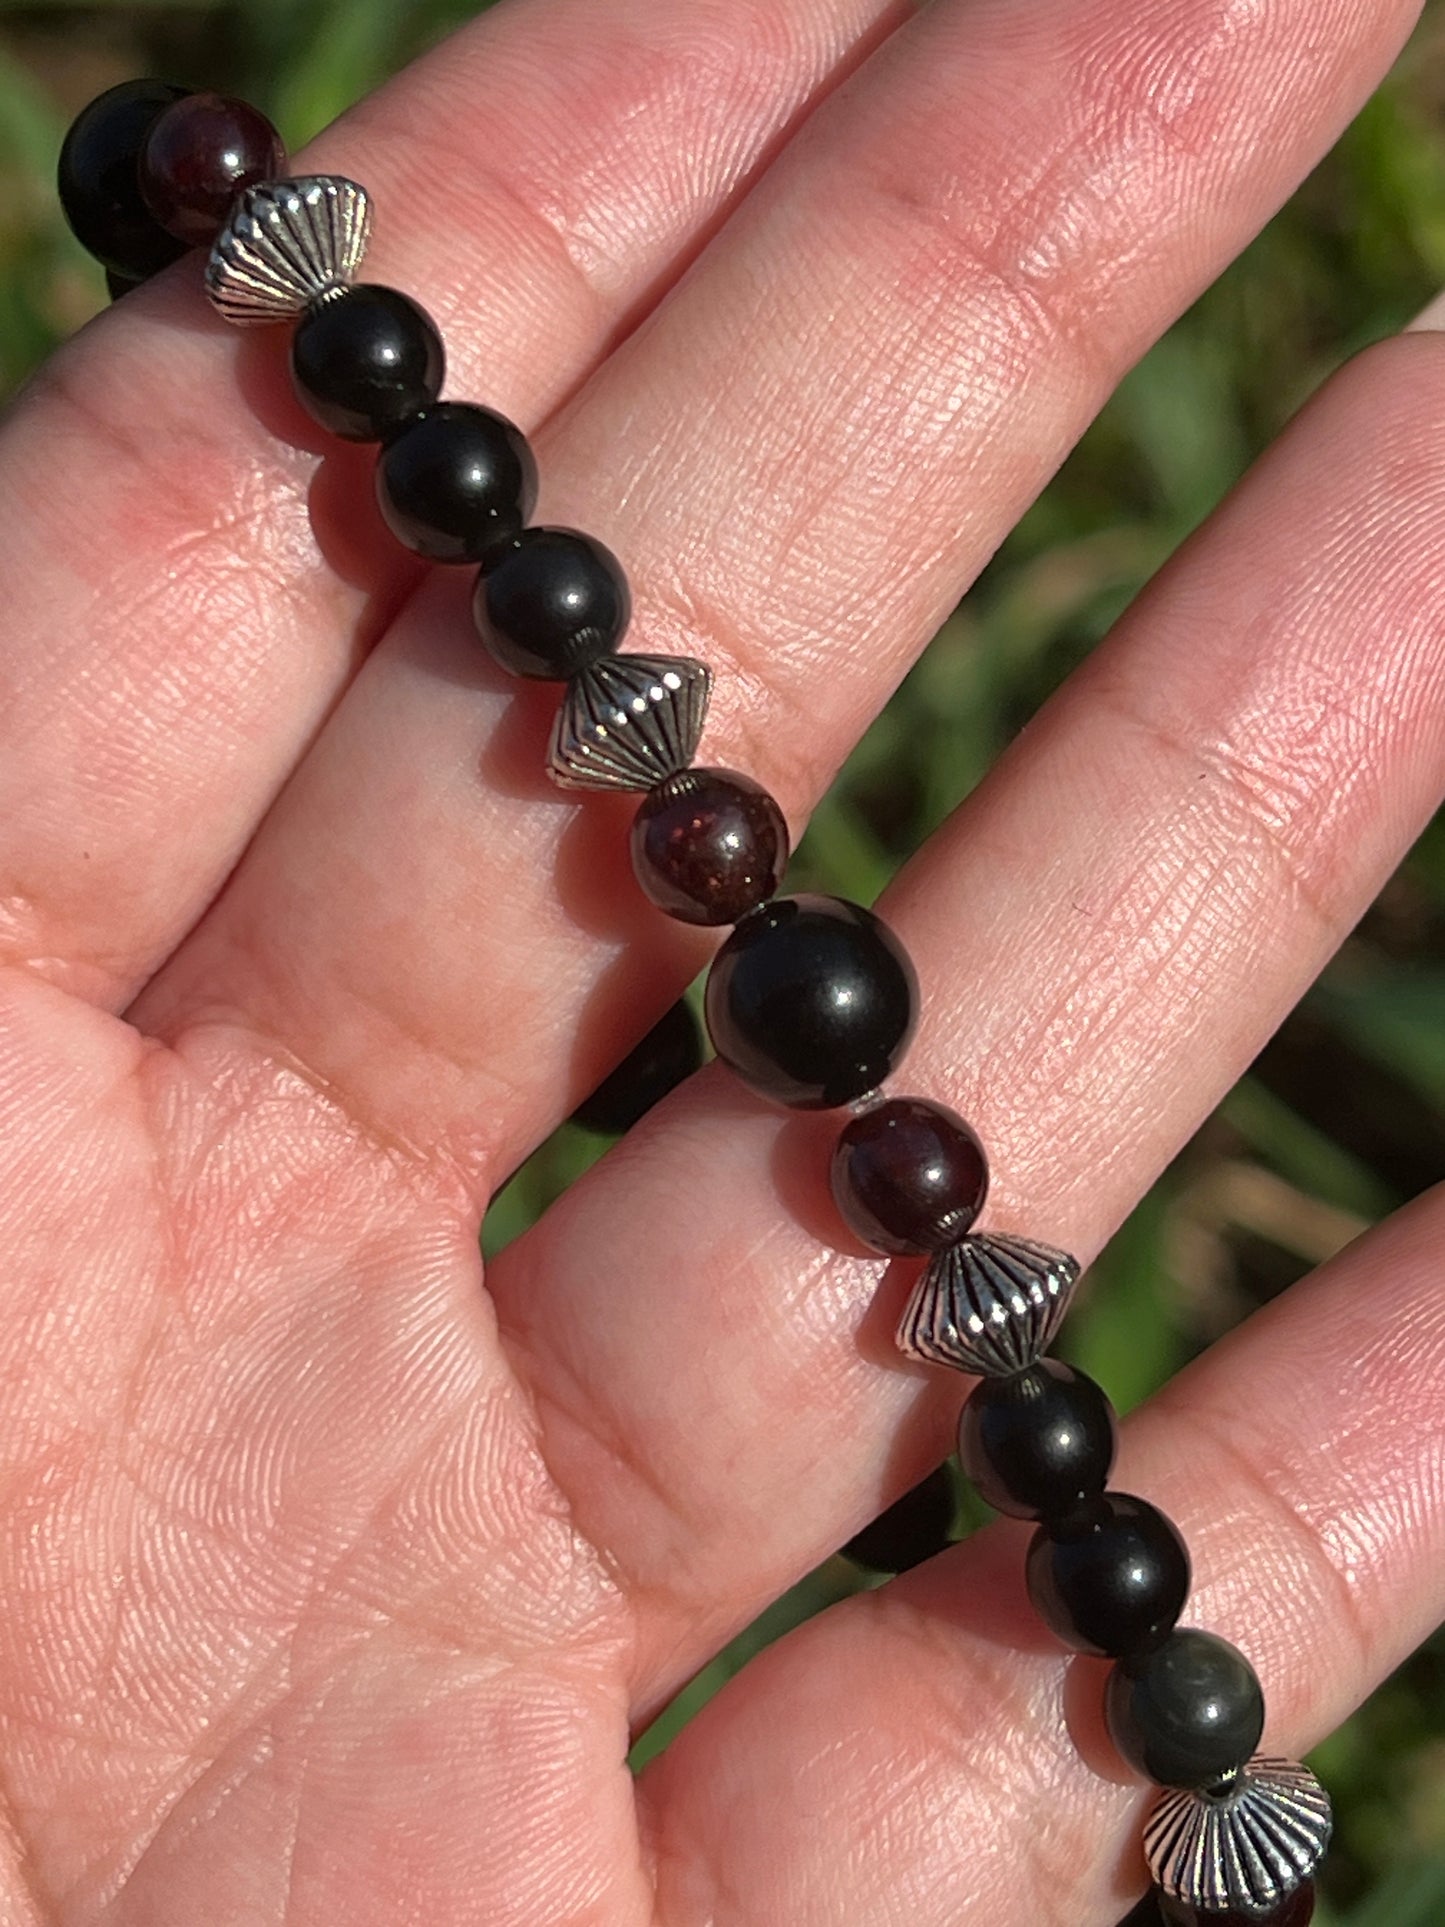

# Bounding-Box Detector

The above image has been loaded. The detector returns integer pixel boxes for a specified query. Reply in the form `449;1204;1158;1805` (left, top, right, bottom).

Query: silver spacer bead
206;175;373;326
1144;1756;1333;1917
548;653;713;793
895;1231;1080;1377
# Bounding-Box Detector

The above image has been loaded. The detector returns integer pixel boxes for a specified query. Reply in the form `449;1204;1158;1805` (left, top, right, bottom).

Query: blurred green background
3;2;1445;1919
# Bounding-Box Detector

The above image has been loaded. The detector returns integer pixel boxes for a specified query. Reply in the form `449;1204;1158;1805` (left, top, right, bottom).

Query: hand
3;0;1441;1920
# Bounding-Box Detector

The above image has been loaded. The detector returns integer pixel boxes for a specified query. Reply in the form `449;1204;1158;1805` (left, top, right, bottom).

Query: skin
0;0;1442;1918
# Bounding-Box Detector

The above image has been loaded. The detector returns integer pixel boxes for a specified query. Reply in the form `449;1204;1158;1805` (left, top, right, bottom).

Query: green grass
2;3;1444;1916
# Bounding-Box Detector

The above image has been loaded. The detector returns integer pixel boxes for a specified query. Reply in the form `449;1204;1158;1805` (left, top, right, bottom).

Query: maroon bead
830;1095;988;1255
1157;1881;1315;1926
630;767;789;927
139;93;286;245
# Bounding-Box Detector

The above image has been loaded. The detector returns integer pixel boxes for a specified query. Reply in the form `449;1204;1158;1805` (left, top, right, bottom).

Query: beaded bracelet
56;78;1333;1927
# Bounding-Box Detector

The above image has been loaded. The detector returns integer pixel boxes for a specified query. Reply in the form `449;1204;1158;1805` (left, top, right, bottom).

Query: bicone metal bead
1144;1757;1332;1918
548;653;713;792
206;175;372;325
895;1231;1080;1377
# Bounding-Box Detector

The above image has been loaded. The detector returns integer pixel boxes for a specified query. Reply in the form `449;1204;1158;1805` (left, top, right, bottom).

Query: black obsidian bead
1157;1883;1315;1926
843;1463;956;1574
290;285;444;442
58;79;191;279
570;1000;704;1135
630;768;789;926
139;92;286;245
1106;1628;1266;1788
958;1361;1116;1521
830;1095;989;1255
1026;1492;1190;1658
375;403;538;564
704;894;919;1110
473;528;631;680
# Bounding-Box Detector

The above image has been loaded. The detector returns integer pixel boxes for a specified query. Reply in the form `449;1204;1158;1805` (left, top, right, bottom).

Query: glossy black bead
703;894;920;1110
843;1463;956;1574
1106;1628;1266;1788
631;768;789;926
1026;1492;1190;1657
290;285;445;442
831;1095;989;1255
375;402;538;563
570;1000;704;1135
139;92;286;245
958;1361;1116;1521
58;79;191;278
473;528;631;680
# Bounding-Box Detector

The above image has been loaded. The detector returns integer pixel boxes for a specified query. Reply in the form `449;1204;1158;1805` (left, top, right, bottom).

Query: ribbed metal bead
1144;1758;1332;1917
895;1232;1080;1377
548;653;712;792
206;175;372;325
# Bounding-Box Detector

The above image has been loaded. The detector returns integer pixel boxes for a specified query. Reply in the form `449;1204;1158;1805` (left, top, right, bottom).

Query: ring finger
638;1185;1445;1924
492;319;1445;1712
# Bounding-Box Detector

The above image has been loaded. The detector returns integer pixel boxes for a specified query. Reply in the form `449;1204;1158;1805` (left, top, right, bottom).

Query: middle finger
494;323;1445;1711
135;0;1421;1177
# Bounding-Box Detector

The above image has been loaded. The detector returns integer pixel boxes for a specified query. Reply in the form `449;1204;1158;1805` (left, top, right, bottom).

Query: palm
2;993;630;1921
4;0;1444;1920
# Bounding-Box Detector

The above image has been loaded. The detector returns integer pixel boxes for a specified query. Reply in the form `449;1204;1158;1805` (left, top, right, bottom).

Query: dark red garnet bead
631;768;789;927
139;93;286;245
1157;1881;1315;1925
830;1094;988;1255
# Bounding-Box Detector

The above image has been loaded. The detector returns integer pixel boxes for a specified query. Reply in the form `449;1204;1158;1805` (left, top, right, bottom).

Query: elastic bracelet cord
56;79;1331;1927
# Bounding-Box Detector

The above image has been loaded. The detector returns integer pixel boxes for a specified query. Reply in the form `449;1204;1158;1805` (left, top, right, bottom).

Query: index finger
0;0;904;1008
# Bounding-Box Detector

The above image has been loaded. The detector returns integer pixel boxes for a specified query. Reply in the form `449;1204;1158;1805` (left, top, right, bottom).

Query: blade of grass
0;43;63;177
1221;1076;1395;1220
1311;968;1445;1112
1343;1855;1445;1927
272;0;405;146
1056;1179;1186;1412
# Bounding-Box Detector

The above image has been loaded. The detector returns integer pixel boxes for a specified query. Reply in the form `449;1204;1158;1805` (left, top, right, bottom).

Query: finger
497;325;1445;1710
0;0;904;1008
134;0;1422;1179
636;1186;1445;1927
